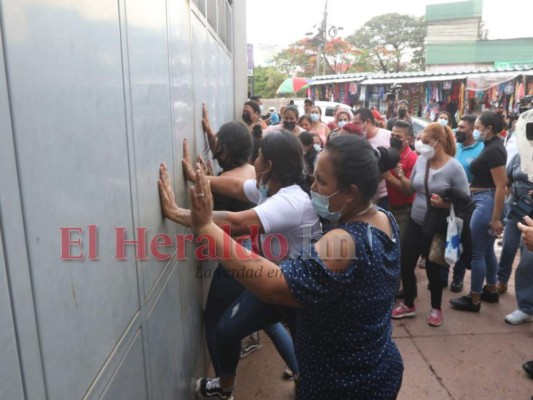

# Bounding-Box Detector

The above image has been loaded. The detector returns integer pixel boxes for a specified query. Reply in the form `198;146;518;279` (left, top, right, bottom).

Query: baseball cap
304;98;314;105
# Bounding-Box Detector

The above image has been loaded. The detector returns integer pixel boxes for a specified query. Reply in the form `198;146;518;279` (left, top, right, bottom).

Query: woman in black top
450;111;507;312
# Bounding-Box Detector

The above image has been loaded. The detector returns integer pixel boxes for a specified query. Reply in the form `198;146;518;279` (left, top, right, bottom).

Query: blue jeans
515;243;533;314
497;200;521;284
204;265;246;377
216;289;298;378
470;191;499;293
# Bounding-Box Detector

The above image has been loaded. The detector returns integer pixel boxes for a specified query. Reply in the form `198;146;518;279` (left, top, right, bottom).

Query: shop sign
495;60;533;69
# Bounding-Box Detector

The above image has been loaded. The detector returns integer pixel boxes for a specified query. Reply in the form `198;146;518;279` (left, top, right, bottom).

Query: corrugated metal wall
0;1;243;399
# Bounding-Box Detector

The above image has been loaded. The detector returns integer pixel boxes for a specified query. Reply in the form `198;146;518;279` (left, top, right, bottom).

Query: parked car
412;117;430;136
294;100;353;124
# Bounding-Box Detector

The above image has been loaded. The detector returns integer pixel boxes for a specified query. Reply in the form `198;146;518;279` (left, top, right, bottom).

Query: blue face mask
257;172;269;201
311;190;346;222
473;129;481;141
310;113;320;122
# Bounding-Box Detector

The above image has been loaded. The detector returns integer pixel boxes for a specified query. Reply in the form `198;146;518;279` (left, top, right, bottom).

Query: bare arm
189;168;355;307
158;163;261;234
383;170;413;196
182;139;250;201
490;165;507;235
395;164;415;195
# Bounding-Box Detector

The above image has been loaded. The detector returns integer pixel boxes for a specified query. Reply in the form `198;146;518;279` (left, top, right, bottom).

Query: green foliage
249;66;286;98
272;37;372;77
346;13;427;73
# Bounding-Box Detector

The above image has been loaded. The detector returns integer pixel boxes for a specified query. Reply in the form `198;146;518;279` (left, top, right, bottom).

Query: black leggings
401;218;447;309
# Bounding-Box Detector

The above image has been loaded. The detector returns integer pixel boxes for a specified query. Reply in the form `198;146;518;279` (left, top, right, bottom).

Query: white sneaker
505;309;533;325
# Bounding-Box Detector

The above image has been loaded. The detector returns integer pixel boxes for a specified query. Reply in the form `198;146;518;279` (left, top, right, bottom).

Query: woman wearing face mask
450;111;507;312
160;131;321;399
264;105;304;137
309;105;330;145
330;110;351;135
435;111;456;129
186;134;403;400
392;122;470;326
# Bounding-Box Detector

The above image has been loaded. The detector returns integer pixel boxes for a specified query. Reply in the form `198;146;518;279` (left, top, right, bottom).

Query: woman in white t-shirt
158;130;321;398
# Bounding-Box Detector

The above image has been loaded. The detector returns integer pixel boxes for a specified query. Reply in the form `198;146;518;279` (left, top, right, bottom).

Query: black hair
393;119;413;137
478;110;503;134
299;131;317;175
250;95;262;102
353;107;375;125
244;100;260;114
214;122;253;170
283;105;299;119
460;114;477;125
260;130;309;193
325;135;380;202
298;131;314;147
250;124;262;163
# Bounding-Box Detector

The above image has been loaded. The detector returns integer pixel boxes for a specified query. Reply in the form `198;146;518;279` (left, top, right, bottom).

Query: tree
272;37;372;77
249;66;286;99
347;13;427;73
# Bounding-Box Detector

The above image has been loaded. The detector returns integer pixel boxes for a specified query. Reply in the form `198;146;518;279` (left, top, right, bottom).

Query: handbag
445;204;464;265
428;233;447;266
424;161;449;266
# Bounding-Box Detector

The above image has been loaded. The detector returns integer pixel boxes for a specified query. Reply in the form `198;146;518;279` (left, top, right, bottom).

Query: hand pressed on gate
158;162;180;220
202;102;217;154
182;139;197;183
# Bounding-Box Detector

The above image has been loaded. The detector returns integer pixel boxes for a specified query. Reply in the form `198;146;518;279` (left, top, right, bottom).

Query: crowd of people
156;94;533;399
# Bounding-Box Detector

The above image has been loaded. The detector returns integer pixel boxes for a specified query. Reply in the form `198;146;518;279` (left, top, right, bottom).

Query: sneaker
195;377;233;400
427;308;443;327
450;279;463;293
391;303;416;319
505;309;533;325
496;282;508;294
480;286;499;303
239;334;262;359
450;295;481;312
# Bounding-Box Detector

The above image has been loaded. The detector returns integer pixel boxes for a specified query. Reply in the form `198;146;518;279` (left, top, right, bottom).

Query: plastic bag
445;204;463;265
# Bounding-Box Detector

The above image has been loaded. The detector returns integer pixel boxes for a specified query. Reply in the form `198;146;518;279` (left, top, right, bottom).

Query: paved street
233;249;533;399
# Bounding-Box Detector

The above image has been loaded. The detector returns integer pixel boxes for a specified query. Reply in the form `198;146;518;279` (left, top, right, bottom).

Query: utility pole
315;0;328;76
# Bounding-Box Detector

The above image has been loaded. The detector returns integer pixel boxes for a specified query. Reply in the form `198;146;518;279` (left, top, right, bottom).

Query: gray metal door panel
123;0;179;303
0;11;47;399
99;329;147;400
145;267;187;400
2;1;140;399
0;231;25;400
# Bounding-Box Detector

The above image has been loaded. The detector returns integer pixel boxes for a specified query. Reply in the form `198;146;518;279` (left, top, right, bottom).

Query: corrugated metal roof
310;65;533;86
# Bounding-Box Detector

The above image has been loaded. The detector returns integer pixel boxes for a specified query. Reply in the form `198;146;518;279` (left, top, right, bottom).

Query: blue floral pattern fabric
280;211;403;399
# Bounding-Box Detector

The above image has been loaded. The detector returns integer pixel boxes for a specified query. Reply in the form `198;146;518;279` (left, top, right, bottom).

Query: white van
294;100;353;124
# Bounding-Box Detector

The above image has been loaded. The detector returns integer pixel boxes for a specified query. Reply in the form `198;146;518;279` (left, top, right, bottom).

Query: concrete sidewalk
233;255;533;399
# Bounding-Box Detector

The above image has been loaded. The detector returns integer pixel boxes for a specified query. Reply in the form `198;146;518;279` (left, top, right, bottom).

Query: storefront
309;66;533;123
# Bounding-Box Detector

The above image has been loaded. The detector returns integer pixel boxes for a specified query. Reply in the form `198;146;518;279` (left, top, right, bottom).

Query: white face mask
418;141;437;160
438;118;449;127
337;120;347;129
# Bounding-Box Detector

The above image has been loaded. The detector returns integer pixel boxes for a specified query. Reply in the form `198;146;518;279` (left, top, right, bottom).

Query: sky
246;0;533;66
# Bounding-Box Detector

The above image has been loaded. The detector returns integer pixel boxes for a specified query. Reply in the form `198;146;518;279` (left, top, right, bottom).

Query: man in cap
303;98;314;115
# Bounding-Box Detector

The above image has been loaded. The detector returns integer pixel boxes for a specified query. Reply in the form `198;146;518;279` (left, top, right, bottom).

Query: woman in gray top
391;122;470;327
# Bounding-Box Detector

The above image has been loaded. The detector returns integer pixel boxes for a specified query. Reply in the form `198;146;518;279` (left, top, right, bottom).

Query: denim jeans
497;200;521;284
216;289;298;378
204;265;246;377
515;243;533;315
470;191;499;293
